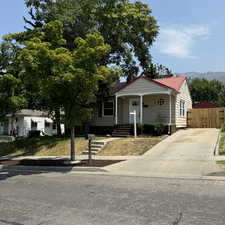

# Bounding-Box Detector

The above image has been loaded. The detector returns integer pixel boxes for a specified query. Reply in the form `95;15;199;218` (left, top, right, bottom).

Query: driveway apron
105;129;223;178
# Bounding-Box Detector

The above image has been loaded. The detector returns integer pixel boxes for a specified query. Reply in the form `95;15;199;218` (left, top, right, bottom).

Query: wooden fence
187;108;225;128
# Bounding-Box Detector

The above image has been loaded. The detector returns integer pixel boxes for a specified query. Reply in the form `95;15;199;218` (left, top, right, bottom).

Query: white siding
143;95;176;124
120;95;176;125
117;77;170;96
175;80;192;127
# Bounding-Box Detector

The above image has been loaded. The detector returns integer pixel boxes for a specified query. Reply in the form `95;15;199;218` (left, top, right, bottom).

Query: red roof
113;76;186;94
193;102;218;109
154;76;186;92
113;82;127;93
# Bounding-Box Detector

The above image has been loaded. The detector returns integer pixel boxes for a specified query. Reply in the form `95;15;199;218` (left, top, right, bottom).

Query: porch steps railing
112;124;132;137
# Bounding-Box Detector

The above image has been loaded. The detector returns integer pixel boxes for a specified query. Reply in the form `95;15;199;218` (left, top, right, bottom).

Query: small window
45;122;51;128
103;100;114;116
154;98;165;106
180;100;185;117
53;123;57;130
132;100;139;106
31;120;38;130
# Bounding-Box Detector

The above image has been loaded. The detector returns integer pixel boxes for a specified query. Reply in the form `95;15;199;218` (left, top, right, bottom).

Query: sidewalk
0;155;140;161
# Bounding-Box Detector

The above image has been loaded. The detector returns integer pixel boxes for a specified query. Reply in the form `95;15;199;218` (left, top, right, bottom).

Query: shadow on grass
0;136;69;157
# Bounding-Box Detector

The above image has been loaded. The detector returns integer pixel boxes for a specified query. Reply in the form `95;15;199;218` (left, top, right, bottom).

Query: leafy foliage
24;0;159;80
189;78;225;106
17;21;112;127
144;63;173;79
0;74;27;120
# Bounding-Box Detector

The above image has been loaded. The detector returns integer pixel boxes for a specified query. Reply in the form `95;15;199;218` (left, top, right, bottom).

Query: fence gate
187;108;225;128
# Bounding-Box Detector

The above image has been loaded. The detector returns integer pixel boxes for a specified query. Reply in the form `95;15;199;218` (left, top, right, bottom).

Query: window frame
103;100;114;117
180;100;185;117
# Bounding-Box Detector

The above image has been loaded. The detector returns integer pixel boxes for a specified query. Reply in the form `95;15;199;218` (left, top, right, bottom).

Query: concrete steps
112;125;132;137
81;141;106;155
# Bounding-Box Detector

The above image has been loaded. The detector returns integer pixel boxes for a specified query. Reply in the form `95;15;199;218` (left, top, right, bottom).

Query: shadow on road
0;166;73;181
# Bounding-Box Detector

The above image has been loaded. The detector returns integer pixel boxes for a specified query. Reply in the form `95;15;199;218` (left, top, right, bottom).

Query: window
132;100;139;106
53;123;57;130
31;120;38;130
180;100;185;117
154;98;165;106
103;100;114;116
45;122;51;128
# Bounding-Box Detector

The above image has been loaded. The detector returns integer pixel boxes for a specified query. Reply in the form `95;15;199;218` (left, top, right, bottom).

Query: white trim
115;96;118;124
180;100;185;117
117;91;172;98
103;100;114;117
169;95;172;125
140;95;143;124
129;98;140;124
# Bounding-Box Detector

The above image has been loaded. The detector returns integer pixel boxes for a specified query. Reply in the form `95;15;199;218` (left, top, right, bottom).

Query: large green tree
0;41;27;121
23;0;159;81
17;21;112;160
0;74;27;121
189;78;225;106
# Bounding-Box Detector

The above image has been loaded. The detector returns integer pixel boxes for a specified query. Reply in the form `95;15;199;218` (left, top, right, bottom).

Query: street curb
1;165;225;181
0;165;107;173
214;130;221;156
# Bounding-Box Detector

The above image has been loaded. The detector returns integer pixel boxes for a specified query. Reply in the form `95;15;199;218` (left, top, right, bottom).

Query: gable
116;77;170;96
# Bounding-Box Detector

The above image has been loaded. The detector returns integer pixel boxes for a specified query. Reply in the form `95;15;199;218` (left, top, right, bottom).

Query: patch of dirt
0;159;123;167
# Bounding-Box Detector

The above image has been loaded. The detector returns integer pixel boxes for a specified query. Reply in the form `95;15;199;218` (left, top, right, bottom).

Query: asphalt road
0;171;225;225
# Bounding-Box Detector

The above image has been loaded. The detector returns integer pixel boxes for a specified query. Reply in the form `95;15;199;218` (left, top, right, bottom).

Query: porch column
140;95;143;124
115;95;118;125
169;94;172;125
169;94;172;134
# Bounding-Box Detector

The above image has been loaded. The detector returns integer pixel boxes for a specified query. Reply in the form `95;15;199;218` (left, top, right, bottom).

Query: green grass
0;136;106;157
98;137;164;156
219;132;225;155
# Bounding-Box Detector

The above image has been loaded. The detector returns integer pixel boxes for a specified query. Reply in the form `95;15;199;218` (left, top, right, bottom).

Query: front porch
115;93;176;126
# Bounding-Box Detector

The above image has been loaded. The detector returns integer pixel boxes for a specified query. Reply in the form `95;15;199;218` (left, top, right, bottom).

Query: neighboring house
90;75;192;135
0;109;65;137
193;102;218;109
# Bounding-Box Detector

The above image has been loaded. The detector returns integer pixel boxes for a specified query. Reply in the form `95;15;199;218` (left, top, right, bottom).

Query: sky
0;0;225;73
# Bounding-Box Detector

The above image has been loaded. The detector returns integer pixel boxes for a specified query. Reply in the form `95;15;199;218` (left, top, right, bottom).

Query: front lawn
98;137;164;156
219;132;225;155
0;136;102;157
0;136;14;142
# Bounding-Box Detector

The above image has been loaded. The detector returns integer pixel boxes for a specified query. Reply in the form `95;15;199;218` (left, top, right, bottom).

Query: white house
90;76;192;135
0;109;65;137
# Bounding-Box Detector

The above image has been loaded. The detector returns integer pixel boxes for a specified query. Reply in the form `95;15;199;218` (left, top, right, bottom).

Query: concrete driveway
106;129;223;178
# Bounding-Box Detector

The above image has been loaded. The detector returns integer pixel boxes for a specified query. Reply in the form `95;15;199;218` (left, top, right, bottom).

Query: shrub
154;123;166;136
221;123;225;132
143;124;155;135
130;123;144;135
131;123;166;136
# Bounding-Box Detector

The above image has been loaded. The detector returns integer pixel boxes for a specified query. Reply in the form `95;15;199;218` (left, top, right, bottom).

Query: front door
129;98;140;124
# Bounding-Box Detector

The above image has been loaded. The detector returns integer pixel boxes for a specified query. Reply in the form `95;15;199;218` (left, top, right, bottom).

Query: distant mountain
176;72;225;82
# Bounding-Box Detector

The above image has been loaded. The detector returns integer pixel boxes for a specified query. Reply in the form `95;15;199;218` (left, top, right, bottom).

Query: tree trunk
88;139;92;166
55;109;62;137
70;127;76;161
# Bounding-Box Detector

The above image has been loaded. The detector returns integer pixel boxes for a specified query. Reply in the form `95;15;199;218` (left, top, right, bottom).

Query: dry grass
0;136;105;157
98;137;164;156
219;132;225;155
